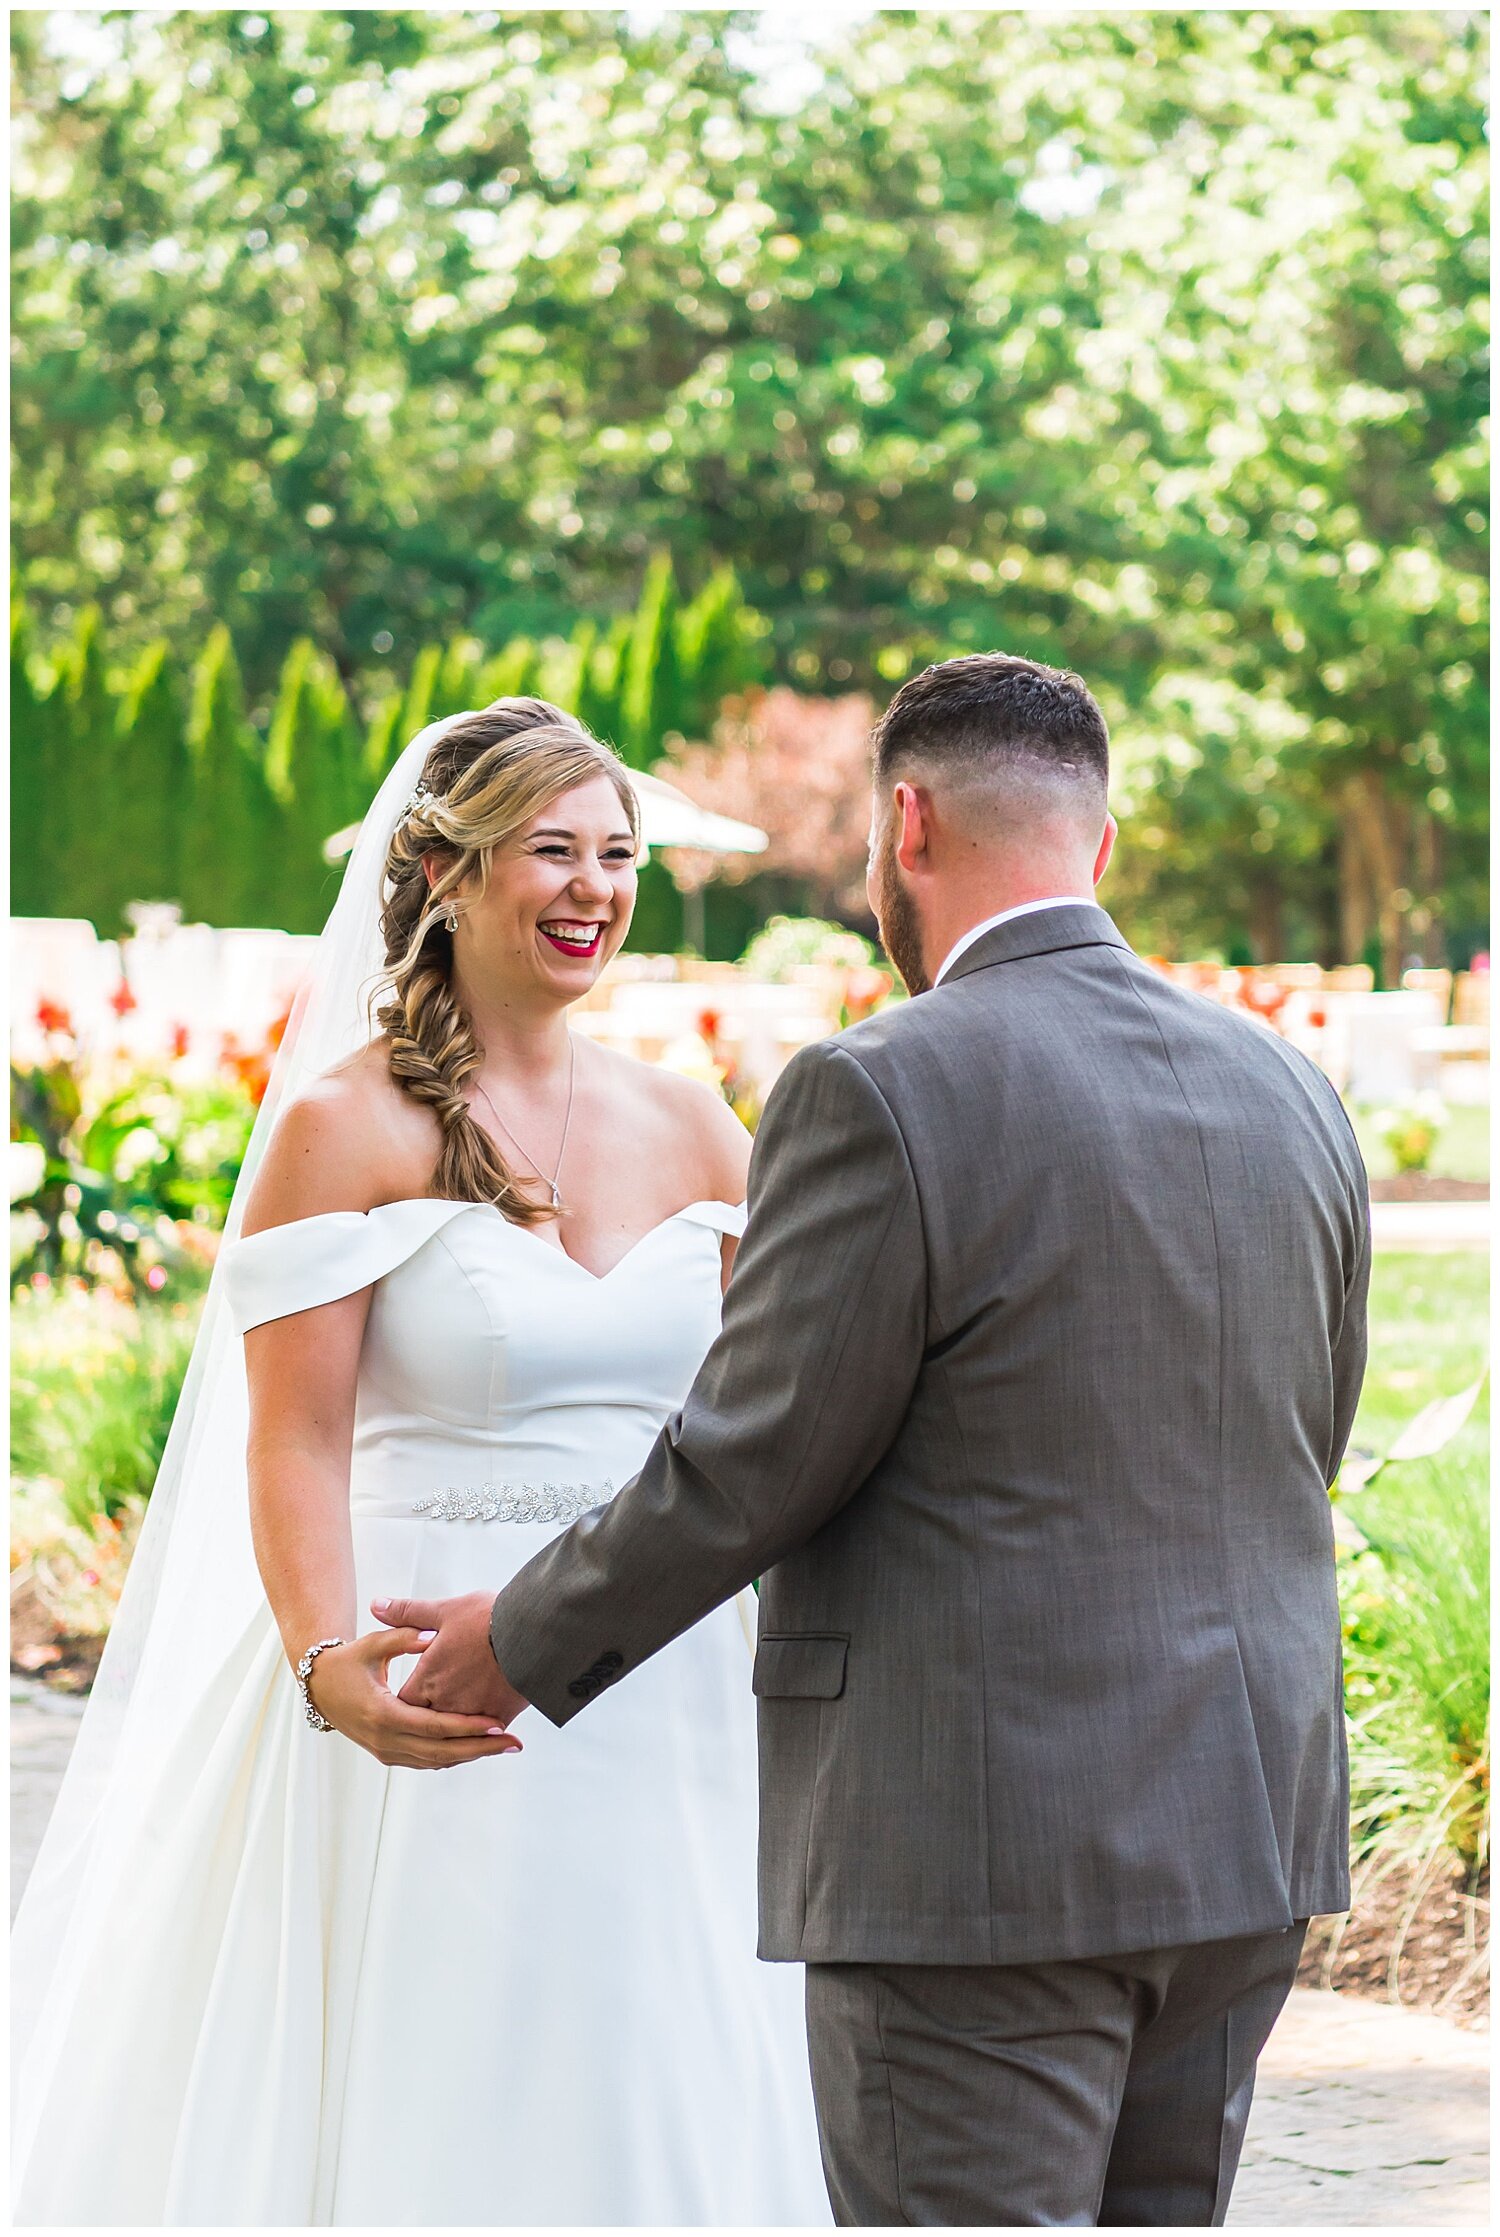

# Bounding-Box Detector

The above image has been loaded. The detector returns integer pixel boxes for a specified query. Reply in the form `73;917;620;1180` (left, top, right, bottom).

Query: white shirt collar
933;897;1097;988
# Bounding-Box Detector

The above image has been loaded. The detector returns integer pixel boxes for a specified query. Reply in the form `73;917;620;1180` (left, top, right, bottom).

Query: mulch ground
9;1573;104;1693
1367;1172;1489;1201
1300;1854;1489;2029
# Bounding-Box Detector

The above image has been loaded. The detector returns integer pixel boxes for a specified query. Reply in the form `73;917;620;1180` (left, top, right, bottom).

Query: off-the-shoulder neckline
233;1197;746;1288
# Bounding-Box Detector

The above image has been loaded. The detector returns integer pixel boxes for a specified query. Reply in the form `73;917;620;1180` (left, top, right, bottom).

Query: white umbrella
322;767;767;865
623;769;768;857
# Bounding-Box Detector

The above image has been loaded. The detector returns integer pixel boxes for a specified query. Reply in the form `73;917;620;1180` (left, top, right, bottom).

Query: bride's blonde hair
376;698;640;1222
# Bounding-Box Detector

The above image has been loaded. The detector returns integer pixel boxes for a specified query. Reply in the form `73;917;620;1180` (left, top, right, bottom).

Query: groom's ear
894;781;932;874
1093;813;1118;886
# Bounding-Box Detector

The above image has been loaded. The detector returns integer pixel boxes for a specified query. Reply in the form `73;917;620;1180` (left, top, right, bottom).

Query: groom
380;652;1370;2226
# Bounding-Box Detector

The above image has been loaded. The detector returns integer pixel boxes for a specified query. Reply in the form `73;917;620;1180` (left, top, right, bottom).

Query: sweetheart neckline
490;1202;737;1286
237;1197;745;1288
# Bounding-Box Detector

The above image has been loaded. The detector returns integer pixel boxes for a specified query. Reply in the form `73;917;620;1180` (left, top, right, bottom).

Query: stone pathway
11;1679;86;1920
10;1683;1490;2224
1230;1989;1488;2226
1370;1199;1490;1252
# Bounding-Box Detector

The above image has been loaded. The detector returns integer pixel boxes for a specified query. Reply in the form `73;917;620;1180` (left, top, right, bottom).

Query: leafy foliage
10;559;765;933
10;1029;257;1294
12;1288;199;1527
1341;1452;1489;1868
10;10;1488;965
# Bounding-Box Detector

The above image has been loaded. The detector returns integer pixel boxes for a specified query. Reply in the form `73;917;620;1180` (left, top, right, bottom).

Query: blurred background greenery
10;7;1489;969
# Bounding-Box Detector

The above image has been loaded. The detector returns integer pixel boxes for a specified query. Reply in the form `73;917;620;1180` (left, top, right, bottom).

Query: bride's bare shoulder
590;1040;750;1205
240;1041;438;1235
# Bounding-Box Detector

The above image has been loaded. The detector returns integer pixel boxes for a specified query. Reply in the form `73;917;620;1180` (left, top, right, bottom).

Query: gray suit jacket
490;905;1369;1966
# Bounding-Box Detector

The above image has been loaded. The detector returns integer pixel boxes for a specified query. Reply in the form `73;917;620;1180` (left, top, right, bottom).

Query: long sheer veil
11;715;475;2103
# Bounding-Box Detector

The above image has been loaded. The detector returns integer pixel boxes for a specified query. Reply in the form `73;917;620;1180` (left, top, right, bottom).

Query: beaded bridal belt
412;1481;616;1525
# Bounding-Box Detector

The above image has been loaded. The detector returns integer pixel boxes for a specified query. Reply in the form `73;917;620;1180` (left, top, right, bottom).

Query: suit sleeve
1327;1186;1372;1489
489;1037;927;1726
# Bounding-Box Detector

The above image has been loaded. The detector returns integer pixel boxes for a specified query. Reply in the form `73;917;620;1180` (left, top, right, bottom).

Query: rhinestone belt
412;1481;616;1525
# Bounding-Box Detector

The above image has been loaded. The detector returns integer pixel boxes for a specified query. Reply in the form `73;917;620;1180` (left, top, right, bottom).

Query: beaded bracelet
295;1637;345;1733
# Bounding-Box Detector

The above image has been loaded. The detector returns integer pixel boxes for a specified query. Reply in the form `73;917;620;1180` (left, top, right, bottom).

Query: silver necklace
471;1035;577;1214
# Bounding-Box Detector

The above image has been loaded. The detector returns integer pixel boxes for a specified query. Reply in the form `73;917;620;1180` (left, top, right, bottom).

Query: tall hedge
10;590;57;919
265;639;364;932
112;640;190;918
10;556;766;934
179;626;285;929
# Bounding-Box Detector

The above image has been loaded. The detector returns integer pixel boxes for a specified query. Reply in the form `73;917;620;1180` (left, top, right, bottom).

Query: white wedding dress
13;1193;831;2227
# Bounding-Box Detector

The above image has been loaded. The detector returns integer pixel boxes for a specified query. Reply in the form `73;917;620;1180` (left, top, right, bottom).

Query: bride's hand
303;1629;523;1770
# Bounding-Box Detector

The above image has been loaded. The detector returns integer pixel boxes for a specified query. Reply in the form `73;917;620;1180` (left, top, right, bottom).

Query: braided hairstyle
376;698;640;1222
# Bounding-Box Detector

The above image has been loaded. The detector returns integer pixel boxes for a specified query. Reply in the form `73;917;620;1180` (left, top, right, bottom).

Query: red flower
108;980;139;1017
696;1007;723;1046
35;997;73;1037
222;1040;273;1106
844;966;891;1016
169;1022;191;1060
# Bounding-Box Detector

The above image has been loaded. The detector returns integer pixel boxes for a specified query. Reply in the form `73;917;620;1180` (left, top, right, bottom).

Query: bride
11;700;831;2226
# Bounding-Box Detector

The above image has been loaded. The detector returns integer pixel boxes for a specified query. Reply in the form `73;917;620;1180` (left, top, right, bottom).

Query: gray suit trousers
805;1924;1307;2227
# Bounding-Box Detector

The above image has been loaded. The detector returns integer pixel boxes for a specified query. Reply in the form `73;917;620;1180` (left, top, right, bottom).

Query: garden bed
10;1571;106;1694
1301;1857;1489;2028
1368;1173;1489;1202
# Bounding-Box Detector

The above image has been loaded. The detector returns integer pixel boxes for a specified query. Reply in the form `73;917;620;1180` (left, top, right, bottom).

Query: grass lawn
1354;1250;1490;1465
1350;1102;1490;1183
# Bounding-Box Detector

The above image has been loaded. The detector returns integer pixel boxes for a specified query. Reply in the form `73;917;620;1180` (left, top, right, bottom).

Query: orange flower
35;997;73;1037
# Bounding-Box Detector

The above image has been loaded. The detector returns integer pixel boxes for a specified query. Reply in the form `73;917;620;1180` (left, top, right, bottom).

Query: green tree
10;589;60;919
1094;14;1487;973
618;551;682;765
10;10;1487;962
265;637;363;931
676;565;767;731
113;640;190;919
181;626;283;928
54;606;120;928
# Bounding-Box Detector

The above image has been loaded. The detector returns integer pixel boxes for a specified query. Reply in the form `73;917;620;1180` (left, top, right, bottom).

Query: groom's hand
374;1591;531;1729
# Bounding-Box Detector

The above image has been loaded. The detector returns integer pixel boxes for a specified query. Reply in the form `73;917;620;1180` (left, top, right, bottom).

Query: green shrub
738;915;882;980
11;1288;200;1526
12;1040;258;1296
1340;1450;1489;1870
1373;1096;1447;1174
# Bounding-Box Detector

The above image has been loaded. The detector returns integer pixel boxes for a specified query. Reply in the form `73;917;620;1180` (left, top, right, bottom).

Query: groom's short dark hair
871;653;1109;800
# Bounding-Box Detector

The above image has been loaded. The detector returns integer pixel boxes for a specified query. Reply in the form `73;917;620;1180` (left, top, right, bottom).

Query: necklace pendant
548;1180;562;1212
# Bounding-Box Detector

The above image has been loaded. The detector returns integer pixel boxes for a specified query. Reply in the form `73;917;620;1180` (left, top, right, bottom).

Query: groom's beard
872;835;931;996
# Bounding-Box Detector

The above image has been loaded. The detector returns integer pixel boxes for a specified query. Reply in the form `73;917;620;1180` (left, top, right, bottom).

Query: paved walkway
1370;1199;1490;1251
1230;1989;1488;2226
10;1683;1490;2224
11;1679;87;1921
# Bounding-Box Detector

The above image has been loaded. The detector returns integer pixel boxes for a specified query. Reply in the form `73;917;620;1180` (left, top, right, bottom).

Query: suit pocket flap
752;1633;849;1701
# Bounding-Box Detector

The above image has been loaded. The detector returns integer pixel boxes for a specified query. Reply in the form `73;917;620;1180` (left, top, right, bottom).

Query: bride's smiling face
445;773;639;1002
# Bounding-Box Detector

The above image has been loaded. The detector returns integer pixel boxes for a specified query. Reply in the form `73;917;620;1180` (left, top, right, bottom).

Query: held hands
302;1625;522;1770
374;1591;532;1731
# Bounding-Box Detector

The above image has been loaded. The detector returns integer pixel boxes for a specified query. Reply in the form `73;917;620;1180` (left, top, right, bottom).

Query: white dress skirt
12;1199;831;2227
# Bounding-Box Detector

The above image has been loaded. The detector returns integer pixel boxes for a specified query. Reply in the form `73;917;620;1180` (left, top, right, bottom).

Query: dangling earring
445;905;459;934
